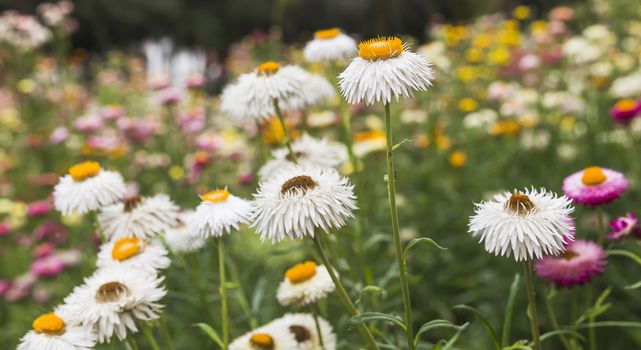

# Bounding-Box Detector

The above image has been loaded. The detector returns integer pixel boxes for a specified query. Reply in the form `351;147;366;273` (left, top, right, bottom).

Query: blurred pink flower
179;107;205;133
195;132;223;151
32;286;51;304
0;223;10;236
33;243;55;258
148;74;171;91
157;87;181;106
33;221;68;244
74;114;104;133
55;249;83;267
117;117;158;142
31;255;65;278
0;279;10;296
4;272;37;302
49;126;70;144
186;73;206;89
100;105;125;120
27;199;52;217
238;172;255;186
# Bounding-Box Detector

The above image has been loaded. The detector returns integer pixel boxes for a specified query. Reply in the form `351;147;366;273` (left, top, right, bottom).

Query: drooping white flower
303;28;356;63
339;37;434;105
98;194;180;241
163;211;206;253
53;161;126;215
252;165;357;243
468;188;574;261
17;312;96;350
96;236;171;273
230;320;299;350
274;313;337;350
189;189;254;238
277;261;335;307
59;267;166;343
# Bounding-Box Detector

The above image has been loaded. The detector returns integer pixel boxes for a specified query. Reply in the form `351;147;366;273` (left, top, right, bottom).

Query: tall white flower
468;188;574;261
304;28;356;63
189;189;254;238
229;319;299;350
96;237;171;272
274;313;337;350
277;261;335;307
252;165;357;243
163;211;206;253
59;267;166;343
339;37;434;105
98;194;180;241
17;312;96;350
53;161;126;215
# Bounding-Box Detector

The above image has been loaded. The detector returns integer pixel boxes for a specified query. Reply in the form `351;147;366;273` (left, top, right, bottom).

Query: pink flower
4;272;36;302
238;172;255;186
117;117;158;143
33;243;55;258
186;73;206;89
610;99;641;124
157;87;181;106
33;221;68;244
535;240;606;288
563;166;627;206
608;213;641;241
0;223;10;237
100;104;125;120
31;255;65;278
27;199;52;217
195;132;224;151
0;279;11;296
49;126;69;144
148;74;171;91
74;114;104;133
178;107;205;133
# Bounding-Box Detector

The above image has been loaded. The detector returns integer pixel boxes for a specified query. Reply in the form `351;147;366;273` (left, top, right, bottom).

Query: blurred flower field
2;0;641;349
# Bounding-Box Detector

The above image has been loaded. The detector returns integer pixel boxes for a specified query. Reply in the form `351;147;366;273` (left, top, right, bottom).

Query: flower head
535;240;606;287
273;313;337;350
17;312;96;350
469;188;574;261
96;237;171;273
339;37;434;105
190;189;254;238
610;99;641;124
277;261;335;306
607;213;641;241
252;165;357;243
230;319;298;350
563;166;628;206
304;28;356;63
53;161;127;215
163;211;206;253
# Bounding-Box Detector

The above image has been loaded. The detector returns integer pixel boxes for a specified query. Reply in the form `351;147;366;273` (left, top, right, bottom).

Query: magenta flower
33;221;67;244
100;104;125;120
27;199;52;218
0;223;10;237
157;87;181;106
608;213;641;241
535;240;606;288
186;73;206;89
0;279;10;296
30;255;65;278
610;99;641;124
562;166;627;206
33;243;55;258
49;126;69;144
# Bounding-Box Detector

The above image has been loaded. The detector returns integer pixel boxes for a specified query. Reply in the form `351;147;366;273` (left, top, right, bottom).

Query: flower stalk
272;98;297;164
523;260;542;350
218;238;230;350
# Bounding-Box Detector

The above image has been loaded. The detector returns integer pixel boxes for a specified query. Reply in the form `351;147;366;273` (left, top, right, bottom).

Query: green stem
312;304;326;350
159;315;175;350
523;260;541;350
544;288;572;350
311;235;380;350
126;337;140;350
383;102;415;350
228;254;259;329
141;323;161;350
272;98;297;164
218;238;230;350
587;285;596;350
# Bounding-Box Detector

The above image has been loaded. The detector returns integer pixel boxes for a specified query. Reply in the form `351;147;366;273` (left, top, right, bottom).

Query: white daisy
259;133;348;179
280;66;335;106
59;266;166;343
304;28;356;63
468;188;575;261
53;161;127;215
339;37;434;105
252;165;357;243
220;61;306;123
96;236;171;273
163;211;206;253
229;320;299;350
189;189;254;238
277;261;335;307
98;194;181;241
274;313;337;350
17;312;96;350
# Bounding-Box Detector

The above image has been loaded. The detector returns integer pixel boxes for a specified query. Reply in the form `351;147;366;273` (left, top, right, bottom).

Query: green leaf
404;237;447;257
442;322;470;350
413;319;467;348
355;285;386;305
501;273;520;347
540;330;585;343
453;305;501;350
573;321;641;330
624;280;641;290
193;323;224;348
349;312;406;330
607;249;641;265
391;138;412;152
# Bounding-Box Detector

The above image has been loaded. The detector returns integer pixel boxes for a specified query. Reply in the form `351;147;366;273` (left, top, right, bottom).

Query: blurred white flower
304;28;356;63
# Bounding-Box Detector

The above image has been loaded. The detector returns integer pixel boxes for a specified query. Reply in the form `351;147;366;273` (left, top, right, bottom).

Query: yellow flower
169;166;184;180
530;21;547;35
487;47;511;65
456;66;478;82
465;48;484;62
513;6;531;20
458;98;478;112
17;79;36;94
490;120;521;136
472;33;493;49
449;151;467;168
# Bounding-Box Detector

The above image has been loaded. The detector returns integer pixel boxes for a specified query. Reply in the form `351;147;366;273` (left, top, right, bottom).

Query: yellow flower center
615;99;636;111
285;261;317;284
280;176;318;196
505;193;536;216
201;189;230;203
315;28;341;40
358;37;403;61
95;281;130;303
32;313;65;335
257;61;280;76
250;333;274;350
581;167;607;186
68;161;101;181
112;237;143;261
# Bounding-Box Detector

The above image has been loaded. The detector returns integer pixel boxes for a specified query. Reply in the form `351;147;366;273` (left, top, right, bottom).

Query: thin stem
218;238;230;350
523;260;541;350
587;284;596;350
159;315;175;350
312;304;326;350
272;98;297;164
126;337;140;350
228;255;259;329
383;102;415;350
141;323;161;350
544;288;572;350
311;235;380;350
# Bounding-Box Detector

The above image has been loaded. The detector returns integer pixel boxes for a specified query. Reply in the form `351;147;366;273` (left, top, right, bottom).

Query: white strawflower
53;161;126;215
98;194;180;241
277;261;335;307
468;188;575;261
59;267;166;343
304;28;356;63
252;165;357;243
17;312;96;350
274;313;337;350
339;37;434;105
189;189;254;238
230;320;298;350
163;211;206;253
259;133;347;179
96;237;171;272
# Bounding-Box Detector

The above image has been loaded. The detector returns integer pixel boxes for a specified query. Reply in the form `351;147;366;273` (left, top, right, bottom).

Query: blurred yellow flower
62;213;83;226
513;6;531;20
472;34;493;49
487;47;511;65
458;98;478;112
457;66;478;81
169;166;185;180
449;151;467;168
17;79;36;94
490;120;521;136
415;134;429;148
465;48;484;62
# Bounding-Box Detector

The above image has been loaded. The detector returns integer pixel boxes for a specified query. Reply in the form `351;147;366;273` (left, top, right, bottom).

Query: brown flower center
505;193;536;215
95;281;130;303
123;196;143;212
559;250;579;260
289;325;312;343
281;175;318;196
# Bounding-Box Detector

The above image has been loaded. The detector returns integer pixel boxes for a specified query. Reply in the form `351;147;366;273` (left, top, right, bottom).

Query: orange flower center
201;189;230;203
358;37;403;61
112;237;143;261
257;61;280;76
315;28;341;40
285;261;317;284
581;167;606;186
615;99;636;111
32;313;65;335
250;333;274;350
68;161;101;181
